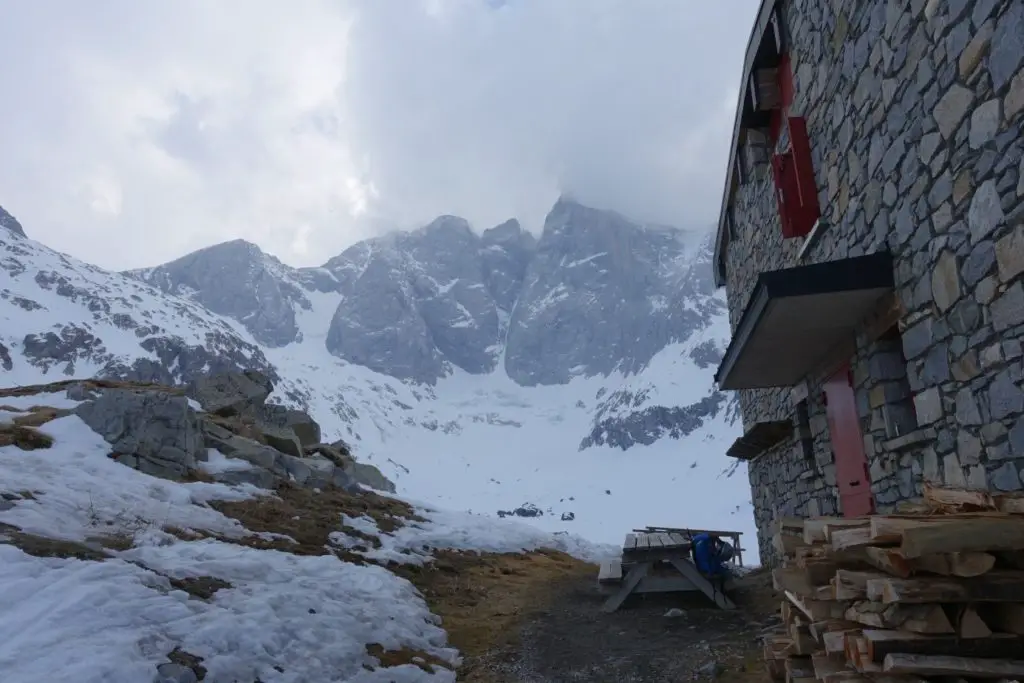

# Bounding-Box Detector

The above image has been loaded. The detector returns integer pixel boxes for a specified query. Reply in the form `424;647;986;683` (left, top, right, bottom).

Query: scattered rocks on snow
2;371;396;493
497;502;544;519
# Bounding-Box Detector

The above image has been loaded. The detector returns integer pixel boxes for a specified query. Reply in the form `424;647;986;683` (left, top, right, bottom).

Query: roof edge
712;0;780;288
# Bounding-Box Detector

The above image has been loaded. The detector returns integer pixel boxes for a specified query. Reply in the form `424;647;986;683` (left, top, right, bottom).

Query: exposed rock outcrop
2;371;397;493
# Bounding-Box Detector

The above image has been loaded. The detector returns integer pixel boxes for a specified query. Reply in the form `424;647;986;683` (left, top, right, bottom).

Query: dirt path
408;551;780;683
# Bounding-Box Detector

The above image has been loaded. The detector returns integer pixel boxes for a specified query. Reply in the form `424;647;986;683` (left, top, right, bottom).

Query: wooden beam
923;484;996;511
899;517;1024;558
882;653;1024;678
863;546;995;578
867;571;1024;604
864;629;1024;662
844;601;954;634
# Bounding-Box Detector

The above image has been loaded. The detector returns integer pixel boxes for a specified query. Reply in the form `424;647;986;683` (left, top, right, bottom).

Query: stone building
711;0;1024;565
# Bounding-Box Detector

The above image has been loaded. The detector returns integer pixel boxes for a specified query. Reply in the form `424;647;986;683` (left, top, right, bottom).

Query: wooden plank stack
762;485;1024;683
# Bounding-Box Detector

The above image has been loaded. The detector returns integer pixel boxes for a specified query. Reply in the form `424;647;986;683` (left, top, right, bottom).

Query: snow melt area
0;416;611;682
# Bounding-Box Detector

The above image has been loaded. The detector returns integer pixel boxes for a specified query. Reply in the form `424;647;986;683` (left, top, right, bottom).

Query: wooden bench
597;529;741;613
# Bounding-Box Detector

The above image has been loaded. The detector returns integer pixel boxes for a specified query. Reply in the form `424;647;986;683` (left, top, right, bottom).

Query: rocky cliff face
0;205;26;238
126;198;719;389
2;197;731;453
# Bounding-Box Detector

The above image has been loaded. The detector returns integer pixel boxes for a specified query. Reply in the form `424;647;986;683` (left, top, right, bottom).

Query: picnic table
596;526;743;613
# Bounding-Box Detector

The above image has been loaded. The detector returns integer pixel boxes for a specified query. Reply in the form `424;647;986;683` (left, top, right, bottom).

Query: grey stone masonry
722;0;1024;566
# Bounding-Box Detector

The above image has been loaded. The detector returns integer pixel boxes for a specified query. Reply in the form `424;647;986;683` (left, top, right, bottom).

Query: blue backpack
692;533;732;577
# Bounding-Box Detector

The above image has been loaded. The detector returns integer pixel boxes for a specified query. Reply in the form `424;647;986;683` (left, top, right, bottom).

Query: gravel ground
478;568;779;683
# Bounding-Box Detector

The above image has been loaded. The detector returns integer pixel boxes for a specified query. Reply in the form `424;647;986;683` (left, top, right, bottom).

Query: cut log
785;590;848;621
804;517;865;544
833;570;892;600
844;601;954;634
995;493;1024;514
899;518;1024;558
774;531;809;555
863;546;996;578
955;605;993;638
923;484;996;511
981;603;1024;635
863;629;1024;662
882;653;1024;678
822;630;853;655
774;567;817;596
867;572;1024;604
831;526;877;551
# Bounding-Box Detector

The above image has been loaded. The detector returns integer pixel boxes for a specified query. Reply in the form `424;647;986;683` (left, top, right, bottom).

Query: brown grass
11;406;73;427
0;378;186;398
1;523;110;561
168;576;233;600
209;483;424;556
0;424;54;450
392;548;594;681
365;643;453;674
167;647;207;681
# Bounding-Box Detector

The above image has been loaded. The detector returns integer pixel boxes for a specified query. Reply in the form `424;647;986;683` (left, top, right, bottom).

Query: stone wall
722;0;1024;565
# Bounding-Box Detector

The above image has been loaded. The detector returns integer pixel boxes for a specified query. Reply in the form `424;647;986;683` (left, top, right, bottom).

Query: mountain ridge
0;198;748;542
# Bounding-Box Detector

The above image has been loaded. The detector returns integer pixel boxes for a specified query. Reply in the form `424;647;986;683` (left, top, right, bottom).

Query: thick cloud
0;0;757;269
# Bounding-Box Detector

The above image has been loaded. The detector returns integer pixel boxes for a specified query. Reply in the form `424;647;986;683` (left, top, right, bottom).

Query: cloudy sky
0;0;758;270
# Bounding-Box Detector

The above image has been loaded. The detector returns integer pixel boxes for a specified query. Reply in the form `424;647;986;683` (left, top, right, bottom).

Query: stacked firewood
762;485;1024;682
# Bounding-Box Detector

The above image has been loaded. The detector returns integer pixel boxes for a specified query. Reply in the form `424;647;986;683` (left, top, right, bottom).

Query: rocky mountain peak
0;205;26;238
114;199;719;390
127;238;310;348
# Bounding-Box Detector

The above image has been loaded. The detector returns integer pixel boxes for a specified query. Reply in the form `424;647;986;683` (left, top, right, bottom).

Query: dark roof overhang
715;252;895;390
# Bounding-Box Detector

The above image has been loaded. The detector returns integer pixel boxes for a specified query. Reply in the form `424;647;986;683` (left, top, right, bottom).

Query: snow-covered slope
0;208;752;548
1;403;612;682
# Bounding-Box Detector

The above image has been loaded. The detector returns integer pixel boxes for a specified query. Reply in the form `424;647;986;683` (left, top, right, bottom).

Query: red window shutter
770;152;797;237
787;116;821;236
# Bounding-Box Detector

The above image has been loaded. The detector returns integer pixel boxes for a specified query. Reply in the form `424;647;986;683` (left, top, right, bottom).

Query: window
874;326;919;438
795;399;815;464
771;116;821;239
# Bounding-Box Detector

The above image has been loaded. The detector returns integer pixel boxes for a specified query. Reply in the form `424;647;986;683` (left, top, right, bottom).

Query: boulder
258;424;304;458
303;443;355;469
75;389;204;481
264;404;321;446
188;370;273;416
348;462;396;493
207;466;279;489
202;428;282;472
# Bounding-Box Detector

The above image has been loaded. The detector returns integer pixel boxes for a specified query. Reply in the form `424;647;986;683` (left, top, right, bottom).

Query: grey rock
1010;419;1024;456
989;371;1024;420
962;240;996;287
969;99;1001;149
75;389;204;481
990;462;1022;492
955;387;983;425
208;466;279;489
506;198;712;385
155;662;198;683
992;283;1024;332
128;241;305;346
348;462;397;493
0;205;26;238
259;424;304;459
967;179;1005;243
933;84;974;138
990;4;1024;92
188;370;273;417
996;225;1024;283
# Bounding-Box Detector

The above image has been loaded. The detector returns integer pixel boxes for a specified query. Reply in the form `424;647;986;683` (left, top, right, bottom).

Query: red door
823;365;875;517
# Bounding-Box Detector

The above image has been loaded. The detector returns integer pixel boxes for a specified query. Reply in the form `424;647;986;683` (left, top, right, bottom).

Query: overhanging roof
712;0;782;288
715;252;895;391
726;420;794;460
